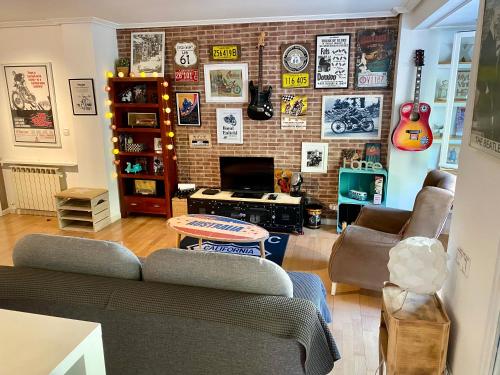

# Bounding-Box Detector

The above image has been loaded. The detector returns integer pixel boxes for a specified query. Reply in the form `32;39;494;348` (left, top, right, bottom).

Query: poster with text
3;63;60;147
216;108;243;144
173;40;199;83
315;34;350;89
355;28;396;89
281;94;307;130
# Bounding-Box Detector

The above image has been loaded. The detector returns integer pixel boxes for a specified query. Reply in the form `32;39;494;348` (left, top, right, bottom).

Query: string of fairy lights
104;70;176;179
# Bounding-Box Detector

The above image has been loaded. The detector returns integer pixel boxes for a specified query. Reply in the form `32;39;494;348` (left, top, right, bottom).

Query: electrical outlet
329;203;337;211
456;247;471;278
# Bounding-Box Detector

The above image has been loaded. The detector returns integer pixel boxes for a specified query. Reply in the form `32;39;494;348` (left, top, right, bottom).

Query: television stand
231;192;264;199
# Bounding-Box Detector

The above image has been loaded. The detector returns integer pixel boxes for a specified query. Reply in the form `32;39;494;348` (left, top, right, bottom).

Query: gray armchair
328;170;456;293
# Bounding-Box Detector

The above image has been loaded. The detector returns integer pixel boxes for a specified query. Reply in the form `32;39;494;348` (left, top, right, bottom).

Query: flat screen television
220;157;274;194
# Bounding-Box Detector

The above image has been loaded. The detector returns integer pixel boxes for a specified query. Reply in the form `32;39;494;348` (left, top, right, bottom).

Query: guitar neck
258;46;263;92
413;65;422;112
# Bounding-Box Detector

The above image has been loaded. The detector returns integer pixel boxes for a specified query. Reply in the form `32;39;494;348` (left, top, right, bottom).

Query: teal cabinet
337;167;388;232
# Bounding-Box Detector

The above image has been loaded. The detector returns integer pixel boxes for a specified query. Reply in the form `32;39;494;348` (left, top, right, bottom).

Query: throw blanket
288;272;332;324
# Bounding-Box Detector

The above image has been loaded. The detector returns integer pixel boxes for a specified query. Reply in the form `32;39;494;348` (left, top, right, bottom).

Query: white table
0;309;106;375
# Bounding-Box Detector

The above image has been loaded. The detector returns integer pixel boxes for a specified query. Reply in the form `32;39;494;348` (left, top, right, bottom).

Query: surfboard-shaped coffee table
167;214;270;258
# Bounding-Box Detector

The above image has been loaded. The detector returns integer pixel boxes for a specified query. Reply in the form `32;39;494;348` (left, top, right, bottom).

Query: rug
179;233;290;266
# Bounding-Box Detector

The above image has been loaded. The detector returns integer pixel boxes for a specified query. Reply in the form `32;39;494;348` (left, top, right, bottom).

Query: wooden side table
379;283;450;375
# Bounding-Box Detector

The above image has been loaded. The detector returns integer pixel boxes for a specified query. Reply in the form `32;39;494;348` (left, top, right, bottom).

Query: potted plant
116;57;130;77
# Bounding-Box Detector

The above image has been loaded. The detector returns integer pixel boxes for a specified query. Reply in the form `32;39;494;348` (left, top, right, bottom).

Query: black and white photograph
315;34;350;89
68;79;97;115
216;108;243;144
131;31;165;77
321;95;383;139
3;63;61;147
471;0;500;158
301;142;329;173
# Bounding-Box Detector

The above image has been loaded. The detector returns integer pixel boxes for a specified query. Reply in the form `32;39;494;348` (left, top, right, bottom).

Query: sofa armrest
354;205;412;234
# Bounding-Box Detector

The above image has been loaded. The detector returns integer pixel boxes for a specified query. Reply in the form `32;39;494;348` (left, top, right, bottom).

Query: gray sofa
0;234;340;375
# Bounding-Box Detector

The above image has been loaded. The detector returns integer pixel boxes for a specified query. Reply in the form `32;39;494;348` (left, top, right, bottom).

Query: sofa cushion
13;234;142;280
143;248;293;297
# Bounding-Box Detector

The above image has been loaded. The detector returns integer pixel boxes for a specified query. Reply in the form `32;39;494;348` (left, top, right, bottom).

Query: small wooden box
171;197;188;217
55;188;111;232
379;283;450;375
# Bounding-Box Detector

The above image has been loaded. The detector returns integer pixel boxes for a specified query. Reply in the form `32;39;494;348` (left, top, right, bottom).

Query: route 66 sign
173;40;199;83
281;43;311;88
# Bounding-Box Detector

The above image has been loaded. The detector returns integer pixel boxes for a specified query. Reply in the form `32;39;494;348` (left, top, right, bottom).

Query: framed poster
216;108;243;144
68;79;97;115
131;32;165;77
355;28;397;89
315;34;350;89
173;40;199;83
301;142;329;173
175;92;201;126
455;70;470;100
209;44;241;61
281;94;307;130
3;63;61;147
281;43;311;88
470;0;500;158
204;63;248;103
189;133;212;148
321;95;383;140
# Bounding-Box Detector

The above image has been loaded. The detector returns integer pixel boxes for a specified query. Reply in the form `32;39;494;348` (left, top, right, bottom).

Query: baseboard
1;207;12;216
322;217;337;226
110;213;122;223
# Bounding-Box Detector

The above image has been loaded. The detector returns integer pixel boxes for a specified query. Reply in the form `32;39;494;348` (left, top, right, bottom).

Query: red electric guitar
392;50;433;151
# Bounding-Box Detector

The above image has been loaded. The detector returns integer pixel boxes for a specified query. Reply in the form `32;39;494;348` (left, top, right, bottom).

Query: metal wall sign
209;45;241;61
173;40;199;83
281;43;311;88
315;34;350;89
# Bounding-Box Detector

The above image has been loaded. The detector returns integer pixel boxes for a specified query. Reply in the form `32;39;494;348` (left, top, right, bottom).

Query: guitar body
392;101;433;151
247;81;273;120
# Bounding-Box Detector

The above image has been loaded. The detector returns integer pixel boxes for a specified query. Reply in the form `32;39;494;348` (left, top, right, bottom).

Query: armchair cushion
354;205;412;234
329;225;401;290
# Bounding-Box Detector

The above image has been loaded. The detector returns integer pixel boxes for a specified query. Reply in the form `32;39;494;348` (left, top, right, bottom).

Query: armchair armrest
354;206;412;234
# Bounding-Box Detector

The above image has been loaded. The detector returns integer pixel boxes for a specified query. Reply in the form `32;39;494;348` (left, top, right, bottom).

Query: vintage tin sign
281;43;311;88
209;45;241;61
173;40;199;83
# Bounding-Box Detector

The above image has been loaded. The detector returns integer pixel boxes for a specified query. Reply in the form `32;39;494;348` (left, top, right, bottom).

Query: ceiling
433;0;479;27
1;0;412;27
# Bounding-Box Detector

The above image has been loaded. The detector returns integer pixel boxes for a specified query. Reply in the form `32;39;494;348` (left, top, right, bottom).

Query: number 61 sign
173;40;199;83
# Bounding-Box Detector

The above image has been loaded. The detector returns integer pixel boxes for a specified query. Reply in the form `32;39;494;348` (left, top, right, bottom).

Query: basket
125;143;146;153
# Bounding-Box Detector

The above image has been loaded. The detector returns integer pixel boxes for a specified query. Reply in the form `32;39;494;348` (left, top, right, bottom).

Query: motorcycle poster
175;92;201;126
281;94;307;130
321;95;383;140
3;63;60;147
173;40;199;83
216;108;243;144
315;34;350;89
204;63;248;103
355;28;397;89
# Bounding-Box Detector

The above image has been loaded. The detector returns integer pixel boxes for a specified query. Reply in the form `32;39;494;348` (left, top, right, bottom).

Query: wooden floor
0;213;382;375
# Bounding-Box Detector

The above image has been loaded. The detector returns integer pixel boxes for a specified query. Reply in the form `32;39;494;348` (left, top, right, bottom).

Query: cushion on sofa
13;234;142;280
143;248;293;297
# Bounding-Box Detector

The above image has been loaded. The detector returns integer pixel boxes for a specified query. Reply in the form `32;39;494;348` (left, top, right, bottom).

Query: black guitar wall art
248;32;273;121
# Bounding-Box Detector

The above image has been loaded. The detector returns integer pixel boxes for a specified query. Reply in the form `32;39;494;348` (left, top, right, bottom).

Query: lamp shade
388;237;448;295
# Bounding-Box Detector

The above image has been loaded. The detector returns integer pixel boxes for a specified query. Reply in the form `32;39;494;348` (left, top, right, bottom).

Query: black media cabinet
187;189;303;234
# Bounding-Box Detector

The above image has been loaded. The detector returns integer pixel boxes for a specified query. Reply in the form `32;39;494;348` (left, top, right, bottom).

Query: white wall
0;21;120;219
442;0;500;372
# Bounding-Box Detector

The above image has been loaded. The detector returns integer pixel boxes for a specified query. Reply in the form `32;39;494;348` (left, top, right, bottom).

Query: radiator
11;166;62;213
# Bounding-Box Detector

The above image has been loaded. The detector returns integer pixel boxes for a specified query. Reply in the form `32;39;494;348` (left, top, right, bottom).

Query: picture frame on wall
321;95;383;140
3;63;61;147
175;92;201;126
301;142;329;173
130;31;165;77
315;34;350;89
216;108;243;144
204;63;248;103
68;79;97;115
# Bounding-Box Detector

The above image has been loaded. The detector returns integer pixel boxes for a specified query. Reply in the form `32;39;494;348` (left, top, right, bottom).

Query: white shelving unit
431;31;475;169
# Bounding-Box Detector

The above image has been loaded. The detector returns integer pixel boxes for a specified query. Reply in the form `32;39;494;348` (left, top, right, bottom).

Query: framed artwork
455;70;470;101
131;32;165;77
281;43;311;88
216;108;243;144
209;44;241;61
189;133;212;148
470;0;500;158
321;95;383;140
175;92;201;126
204;63;248;103
154;137;162;151
301;142;329;173
315;34;350;89
355;28;397;89
2;63;61;147
274;169;292;193
281;94;307;130
364;143;382;163
173;40;199;83
68;79;97;115
134;180;156;195
127;112;157;127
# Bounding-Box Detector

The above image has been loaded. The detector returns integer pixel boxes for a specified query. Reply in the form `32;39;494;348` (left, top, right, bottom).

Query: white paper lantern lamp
388;237;448;295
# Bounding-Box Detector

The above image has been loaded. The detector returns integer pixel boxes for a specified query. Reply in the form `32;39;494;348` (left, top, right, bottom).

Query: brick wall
117;16;399;208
